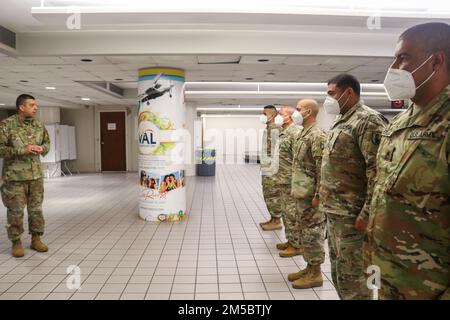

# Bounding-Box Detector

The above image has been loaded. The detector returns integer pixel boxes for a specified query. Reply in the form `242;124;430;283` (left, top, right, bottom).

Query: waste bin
196;149;216;176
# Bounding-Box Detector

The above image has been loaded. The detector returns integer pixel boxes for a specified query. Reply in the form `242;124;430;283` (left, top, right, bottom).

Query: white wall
60;106;96;173
61;105;138;173
202;114;265;165
37;107;60;124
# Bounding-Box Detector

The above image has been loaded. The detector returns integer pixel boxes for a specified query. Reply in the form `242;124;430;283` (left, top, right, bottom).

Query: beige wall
60;105;138;173
60;106;96;173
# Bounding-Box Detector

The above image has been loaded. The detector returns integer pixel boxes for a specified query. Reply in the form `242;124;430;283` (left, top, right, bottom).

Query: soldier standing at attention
272;105;303;257
288;99;327;289
365;22;450;300
319;74;388;299
259;105;283;231
0;94;50;258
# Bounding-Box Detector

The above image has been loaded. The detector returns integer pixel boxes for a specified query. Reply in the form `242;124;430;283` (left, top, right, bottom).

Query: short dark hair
16;94;35;109
263;105;277;113
327;74;361;96
400;22;450;72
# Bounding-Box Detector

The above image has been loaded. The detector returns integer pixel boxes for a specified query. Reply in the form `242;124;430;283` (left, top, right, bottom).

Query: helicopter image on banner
138;73;175;105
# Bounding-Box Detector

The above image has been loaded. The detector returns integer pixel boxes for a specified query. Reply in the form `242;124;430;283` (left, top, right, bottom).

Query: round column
137;67;186;222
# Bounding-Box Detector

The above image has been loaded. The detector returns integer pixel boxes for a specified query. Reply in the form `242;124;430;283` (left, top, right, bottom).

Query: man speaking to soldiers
288;99;326;289
0;94;50;258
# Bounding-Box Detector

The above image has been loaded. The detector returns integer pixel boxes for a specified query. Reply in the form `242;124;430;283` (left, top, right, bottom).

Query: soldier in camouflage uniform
0;94;50;258
272;106;303;257
319;74;388;299
259;105;283;231
365;22;450;300
287;99;327;289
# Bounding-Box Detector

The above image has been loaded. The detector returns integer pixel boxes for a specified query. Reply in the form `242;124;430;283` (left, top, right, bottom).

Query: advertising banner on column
137;67;186;222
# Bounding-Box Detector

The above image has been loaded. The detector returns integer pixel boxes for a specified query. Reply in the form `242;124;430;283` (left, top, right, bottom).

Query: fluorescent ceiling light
45;86;56;90
186;91;387;96
34;0;450;18
81;97;91;101
0;103;5;106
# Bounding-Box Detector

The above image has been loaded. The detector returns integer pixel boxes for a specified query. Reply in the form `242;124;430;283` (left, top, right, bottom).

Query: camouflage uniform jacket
273;124;303;185
0;114;50;182
261;122;282;175
291;123;325;199
319;101;387;222
366;85;450;299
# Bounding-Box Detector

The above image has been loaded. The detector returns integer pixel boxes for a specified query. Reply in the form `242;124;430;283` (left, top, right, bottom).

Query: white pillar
137;67;186;222
185;103;197;177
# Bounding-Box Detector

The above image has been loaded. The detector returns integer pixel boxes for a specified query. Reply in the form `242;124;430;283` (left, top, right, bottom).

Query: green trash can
196;149;216;176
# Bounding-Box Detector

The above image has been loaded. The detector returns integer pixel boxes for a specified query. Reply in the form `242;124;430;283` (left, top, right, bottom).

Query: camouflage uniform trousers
1;178;45;241
326;213;371;300
292;198;325;265
279;185;299;245
262;175;282;219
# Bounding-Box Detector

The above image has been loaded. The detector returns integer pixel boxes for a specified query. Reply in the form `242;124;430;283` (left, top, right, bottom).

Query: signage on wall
107;123;117;130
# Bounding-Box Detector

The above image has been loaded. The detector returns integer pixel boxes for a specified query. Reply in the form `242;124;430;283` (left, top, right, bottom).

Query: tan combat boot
12;240;25;258
31;234;48;252
292;264;323;289
279;244;303;257
288;268;309;282
261;217;282;231
276;241;290;250
259;217;273;227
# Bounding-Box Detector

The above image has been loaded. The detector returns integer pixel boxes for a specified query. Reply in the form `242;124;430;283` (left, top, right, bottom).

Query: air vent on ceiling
197;55;241;65
0;26;16;50
77;81;124;98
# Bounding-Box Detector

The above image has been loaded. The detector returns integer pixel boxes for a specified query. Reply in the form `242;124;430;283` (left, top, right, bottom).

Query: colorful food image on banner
137;68;186;222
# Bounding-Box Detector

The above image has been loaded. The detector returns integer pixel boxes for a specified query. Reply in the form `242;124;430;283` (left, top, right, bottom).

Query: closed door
100;112;126;171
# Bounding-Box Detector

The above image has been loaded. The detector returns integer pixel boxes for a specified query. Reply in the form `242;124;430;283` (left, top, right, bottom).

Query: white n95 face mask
383;54;435;101
259;114;268;124
291;110;303;125
323;96;341;115
274;115;284;126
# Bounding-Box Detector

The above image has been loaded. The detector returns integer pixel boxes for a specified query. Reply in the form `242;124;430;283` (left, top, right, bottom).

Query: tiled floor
0;165;339;300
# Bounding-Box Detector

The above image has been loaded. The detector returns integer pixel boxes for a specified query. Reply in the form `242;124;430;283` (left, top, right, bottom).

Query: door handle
101;142;105;145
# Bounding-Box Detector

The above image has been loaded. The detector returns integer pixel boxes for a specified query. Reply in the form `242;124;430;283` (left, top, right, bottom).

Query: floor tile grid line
166;177;198;300
234;165;284;243
0;175;134;297
213;170;245;299
67;184;151;299
218;166;275;299
232;165;307;298
232;165;326;299
42;178;140;299
231;165;308;287
0;175;134;256
225;165;313;299
192;177;208;297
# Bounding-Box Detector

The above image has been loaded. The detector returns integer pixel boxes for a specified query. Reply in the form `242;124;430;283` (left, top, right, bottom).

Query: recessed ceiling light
257;59;270;62
81;97;91;101
81;59;93;62
0;103;5;106
45;86;56;90
19;80;29;82
114;78;123;81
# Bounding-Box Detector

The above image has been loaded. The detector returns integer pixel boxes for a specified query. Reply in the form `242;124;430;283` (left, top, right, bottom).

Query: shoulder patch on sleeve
372;132;381;145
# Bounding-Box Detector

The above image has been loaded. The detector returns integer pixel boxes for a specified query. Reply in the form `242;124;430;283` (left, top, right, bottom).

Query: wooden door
100;112;126;171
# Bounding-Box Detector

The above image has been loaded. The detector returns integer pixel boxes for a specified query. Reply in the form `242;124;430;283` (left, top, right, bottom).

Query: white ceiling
0;54;394;108
0;1;448;110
